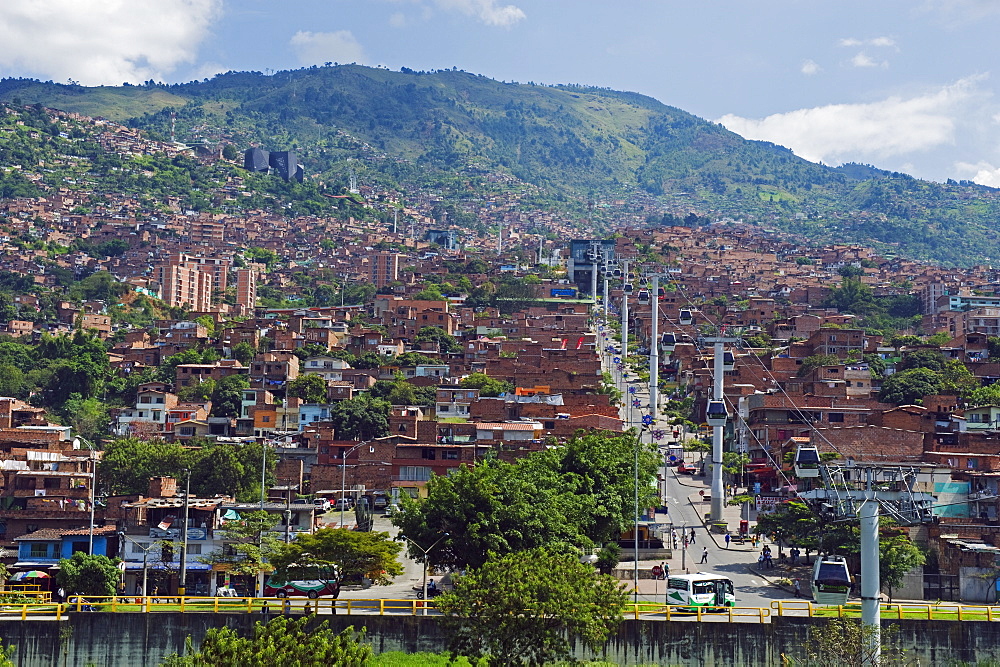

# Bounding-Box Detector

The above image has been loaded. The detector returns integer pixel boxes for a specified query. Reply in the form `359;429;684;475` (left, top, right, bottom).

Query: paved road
597;318;791;611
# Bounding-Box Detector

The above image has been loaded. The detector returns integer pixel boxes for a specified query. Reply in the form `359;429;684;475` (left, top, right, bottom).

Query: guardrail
771;600;1000;621
625;603;770;623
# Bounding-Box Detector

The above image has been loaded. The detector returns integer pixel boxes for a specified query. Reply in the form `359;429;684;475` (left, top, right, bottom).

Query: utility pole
589;241;601;306
179;469;191;597
620;259;630;422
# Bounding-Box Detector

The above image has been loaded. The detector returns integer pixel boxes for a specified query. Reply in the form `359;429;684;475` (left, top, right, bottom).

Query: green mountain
2;65;999;266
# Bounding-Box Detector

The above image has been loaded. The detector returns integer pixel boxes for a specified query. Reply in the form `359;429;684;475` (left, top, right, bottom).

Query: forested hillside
3;65;1000;266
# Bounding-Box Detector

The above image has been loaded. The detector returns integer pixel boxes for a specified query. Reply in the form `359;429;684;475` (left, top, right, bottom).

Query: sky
2;1;1000;186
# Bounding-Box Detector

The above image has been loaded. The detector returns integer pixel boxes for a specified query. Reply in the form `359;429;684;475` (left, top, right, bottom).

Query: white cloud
851;52;887;68
716;76;987;167
955;161;1000;187
290;30;367;65
839;36;897;49
433;0;525;27
389;12;407;28
801;60;820;76
0;0;221;85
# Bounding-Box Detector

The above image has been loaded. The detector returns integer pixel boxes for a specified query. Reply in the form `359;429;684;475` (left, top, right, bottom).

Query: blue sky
2;1;1000;185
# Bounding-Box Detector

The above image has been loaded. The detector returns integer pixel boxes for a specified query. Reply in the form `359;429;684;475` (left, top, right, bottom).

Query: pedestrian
700;547;708;564
724;533;731;549
794;579;802;598
659;562;667;580
790;547;799;565
690;529;696;545
752;534;759;548
663;562;669;580
57;586;65;603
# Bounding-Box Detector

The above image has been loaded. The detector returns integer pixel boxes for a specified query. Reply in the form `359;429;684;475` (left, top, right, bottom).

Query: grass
811;605;995;621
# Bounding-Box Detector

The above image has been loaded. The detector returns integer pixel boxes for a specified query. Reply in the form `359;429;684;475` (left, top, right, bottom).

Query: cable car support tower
797;462;936;665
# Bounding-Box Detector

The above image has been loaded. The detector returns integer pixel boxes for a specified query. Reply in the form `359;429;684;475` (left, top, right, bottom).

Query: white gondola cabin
811;555;851;605
623;283;634;294
638;290;650;305
706;401;728;427
679;309;693;326
722;350;735;372
794;444;821;478
660;333;677;353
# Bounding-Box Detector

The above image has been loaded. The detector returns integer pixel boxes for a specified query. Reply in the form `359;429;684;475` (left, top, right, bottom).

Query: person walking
689;529;696;545
724;533;731;549
794;578;802;598
700;547;709;564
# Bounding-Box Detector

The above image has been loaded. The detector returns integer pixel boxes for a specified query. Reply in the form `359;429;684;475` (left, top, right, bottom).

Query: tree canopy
57;552;121;596
270;528;403;586
393;430;658;570
437;548;628;667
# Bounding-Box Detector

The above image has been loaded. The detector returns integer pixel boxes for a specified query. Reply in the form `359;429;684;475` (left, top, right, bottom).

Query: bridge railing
771;600;1000;621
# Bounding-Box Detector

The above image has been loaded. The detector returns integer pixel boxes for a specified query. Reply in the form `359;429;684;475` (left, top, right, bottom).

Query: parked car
333;498;353;510
314;498;331;512
372;496;388;509
676;462;697;475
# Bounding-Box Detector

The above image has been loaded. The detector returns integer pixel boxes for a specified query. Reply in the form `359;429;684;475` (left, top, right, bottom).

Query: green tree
877;367;942;405
210;374;251;418
437;548;628;667
391;351;436;367
460;372;513;397
191;442;246;497
286;374;328;403
328;394;390;440
414;325;462;353
271;528;403;586
221;143;239;161
200;510;280;578
967;383;1000;407
897;349;946;372
394;431;657;570
161;617;371;666
61;394;110;444
98;438;190;495
879;530;925;601
231;341;256;366
797;354;841;377
56;552;121;596
352;351;383;369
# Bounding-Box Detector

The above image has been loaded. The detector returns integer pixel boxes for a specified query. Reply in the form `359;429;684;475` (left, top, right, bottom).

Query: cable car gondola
679;309;693;326
638;290;650;305
623;283;634;294
613;269;622;278
794;444;821;478
706;401;728;427
722;350;735;372
657;287;666;299
811;555;852;605
660;333;677;353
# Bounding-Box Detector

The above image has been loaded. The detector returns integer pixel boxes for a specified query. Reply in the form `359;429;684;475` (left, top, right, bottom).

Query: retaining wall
0;613;995;666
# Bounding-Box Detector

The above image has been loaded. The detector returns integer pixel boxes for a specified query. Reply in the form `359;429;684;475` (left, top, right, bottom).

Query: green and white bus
665;572;735;609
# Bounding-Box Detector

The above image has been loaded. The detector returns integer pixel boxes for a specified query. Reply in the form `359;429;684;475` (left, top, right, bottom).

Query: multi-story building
370;252;401;288
235;268;256;312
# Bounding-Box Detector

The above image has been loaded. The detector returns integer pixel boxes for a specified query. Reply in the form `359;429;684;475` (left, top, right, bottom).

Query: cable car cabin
660;333;677;353
794;444;821;478
623;283;634;294
706;401;728;427
722;350;735;372
811;556;851;605
613;268;622;278
637;290;650;305
657;286;666;299
679;309;693;325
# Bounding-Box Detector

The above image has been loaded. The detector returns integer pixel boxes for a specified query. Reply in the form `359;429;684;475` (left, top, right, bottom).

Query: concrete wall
0;613;998;666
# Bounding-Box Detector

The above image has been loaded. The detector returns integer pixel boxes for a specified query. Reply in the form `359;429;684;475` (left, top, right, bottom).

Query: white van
665;572;735;609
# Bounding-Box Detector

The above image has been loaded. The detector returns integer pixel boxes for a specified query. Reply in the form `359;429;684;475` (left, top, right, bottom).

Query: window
131;542;149;554
442;450;459;460
438;404;449;412
262;416;271;423
187;544;202;555
43;477;60;489
828;413;844;423
29;543;49;559
422;448;436;460
968;458;979;469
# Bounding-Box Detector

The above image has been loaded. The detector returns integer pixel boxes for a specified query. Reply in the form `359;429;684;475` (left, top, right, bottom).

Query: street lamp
404;532;449;615
179;468;191;597
74;437;98;555
339;442;369;526
118;532;155;600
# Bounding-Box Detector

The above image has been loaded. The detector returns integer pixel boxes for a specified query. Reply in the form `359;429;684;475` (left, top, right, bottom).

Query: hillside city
2;99;1000;621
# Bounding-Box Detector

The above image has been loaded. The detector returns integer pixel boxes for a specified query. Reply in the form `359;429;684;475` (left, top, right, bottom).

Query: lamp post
179;468;191;597
118;532;155;599
340;442;368;526
88;451;97;555
404;532;449;615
